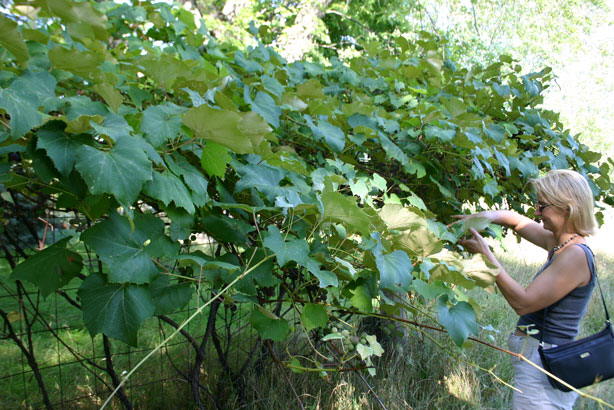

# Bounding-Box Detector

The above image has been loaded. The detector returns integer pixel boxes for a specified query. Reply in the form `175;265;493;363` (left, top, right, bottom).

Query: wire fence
0;277;264;409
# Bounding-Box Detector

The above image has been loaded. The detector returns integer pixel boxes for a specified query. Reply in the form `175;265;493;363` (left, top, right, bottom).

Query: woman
457;169;597;409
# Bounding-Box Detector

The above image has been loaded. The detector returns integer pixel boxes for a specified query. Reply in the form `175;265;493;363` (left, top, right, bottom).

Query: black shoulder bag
538;246;614;392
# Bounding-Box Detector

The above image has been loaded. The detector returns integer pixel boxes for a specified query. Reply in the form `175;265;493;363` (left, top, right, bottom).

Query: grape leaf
144;171;195;214
201;141;231;178
150;275;193;315
37;125;89;175
321;190;372;236
0;71;57;138
249;308;290;342
437;296;478;347
78;273;155;346
75;136;152;206
81;212;179;284
251;91;280;128
11;238;82;297
0;15;29;65
140;102;187;147
301;303;328;331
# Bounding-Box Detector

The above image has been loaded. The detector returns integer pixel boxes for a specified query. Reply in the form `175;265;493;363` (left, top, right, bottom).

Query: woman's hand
449;211;495;227
459;228;492;256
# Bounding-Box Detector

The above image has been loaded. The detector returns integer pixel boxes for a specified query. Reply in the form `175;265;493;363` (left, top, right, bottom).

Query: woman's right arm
466;210;554;251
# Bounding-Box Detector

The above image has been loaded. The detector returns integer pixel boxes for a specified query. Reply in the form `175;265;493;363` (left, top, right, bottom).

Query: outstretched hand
459;228;491;256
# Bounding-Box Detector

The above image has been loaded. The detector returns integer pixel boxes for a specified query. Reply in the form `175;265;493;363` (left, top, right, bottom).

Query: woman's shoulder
558;243;594;286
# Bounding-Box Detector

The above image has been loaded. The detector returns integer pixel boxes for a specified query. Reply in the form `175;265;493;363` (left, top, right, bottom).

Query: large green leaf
437;296;478;347
251;91;280;128
90;113;132;142
75;136;152;206
149;275;193;315
49;46;105;81
37;125;89;175
321;191;372;236
78;273;155;346
183;105;269;154
371;234;412;291
263;226;337;288
201;141;231;178
144;171;195;214
301;303;328;331
202;214;254;245
0;71;57;137
164;154;209;207
305;116;345;152
140;102;187;147
11;238;82;297
0;15;29;65
249;308;290;342
81;212;179;284
46;0;108;40
263;225;309;267
234;161;285;198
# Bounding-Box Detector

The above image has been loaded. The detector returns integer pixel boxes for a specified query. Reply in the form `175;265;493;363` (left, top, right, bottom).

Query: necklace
552;234;580;253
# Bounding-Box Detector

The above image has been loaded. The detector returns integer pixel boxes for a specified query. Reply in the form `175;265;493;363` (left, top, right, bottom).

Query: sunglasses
536;202;553;212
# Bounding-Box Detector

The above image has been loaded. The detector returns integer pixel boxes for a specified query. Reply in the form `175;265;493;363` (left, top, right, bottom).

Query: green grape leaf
11;238;82;297
75;136;152;206
356;334;384;360
262;75;284;97
372;234;412;291
81;212;179;284
321;191;372;236
424;125;456;142
49;46;105;81
306;116;345;152
90;113;132;142
248;248;279;287
78;273;155;346
350;285;373;312
202;214;254;245
411;279;450;300
251;91;280;128
144;171;195;214
437;296;478;347
183;105;269;154
263;226;336;287
234;161;285;197
456;217;491;235
166;206;195;241
150;275;193;315
46;0;108;40
140;102;187;147
0;71;57;138
0;15;29;65
249;308;290;342
164;154;209;207
301;303;328;331
36;125;89;175
263;225;309;267
201;141;231;178
93;83;123;113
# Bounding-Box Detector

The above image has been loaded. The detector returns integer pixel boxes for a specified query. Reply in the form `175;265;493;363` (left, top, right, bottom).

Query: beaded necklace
551;234;580;253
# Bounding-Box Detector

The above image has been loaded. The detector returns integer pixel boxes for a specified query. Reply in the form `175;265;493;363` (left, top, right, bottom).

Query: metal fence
0;278;263;409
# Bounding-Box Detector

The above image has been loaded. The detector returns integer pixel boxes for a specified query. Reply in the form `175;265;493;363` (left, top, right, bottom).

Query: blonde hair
531;169;597;236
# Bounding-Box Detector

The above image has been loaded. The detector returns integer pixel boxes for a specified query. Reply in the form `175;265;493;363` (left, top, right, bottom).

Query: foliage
0;0;612;389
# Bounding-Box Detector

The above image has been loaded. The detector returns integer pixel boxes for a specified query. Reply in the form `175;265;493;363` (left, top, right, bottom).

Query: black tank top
516;243;596;345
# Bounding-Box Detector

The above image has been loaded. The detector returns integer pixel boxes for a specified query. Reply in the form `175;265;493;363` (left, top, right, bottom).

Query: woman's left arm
460;229;590;315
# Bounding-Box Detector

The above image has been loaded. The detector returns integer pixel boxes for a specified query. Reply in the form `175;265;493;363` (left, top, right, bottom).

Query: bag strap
539;243;610;346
